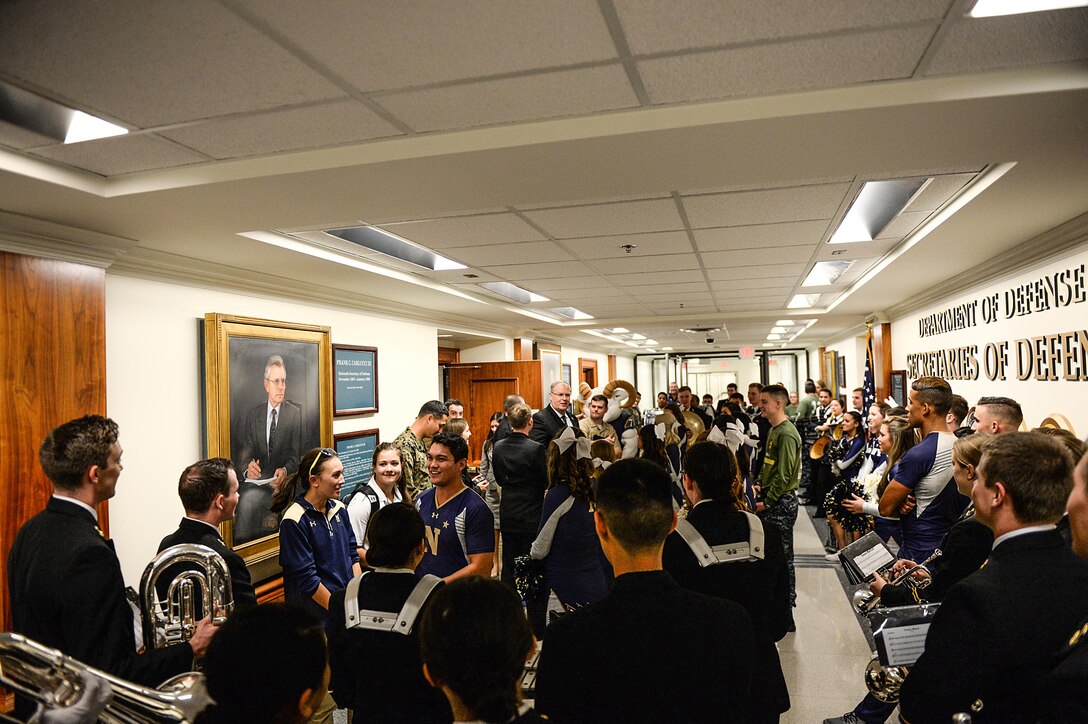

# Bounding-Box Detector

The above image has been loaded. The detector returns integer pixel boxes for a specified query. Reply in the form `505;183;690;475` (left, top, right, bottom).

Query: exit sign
739;346;754;359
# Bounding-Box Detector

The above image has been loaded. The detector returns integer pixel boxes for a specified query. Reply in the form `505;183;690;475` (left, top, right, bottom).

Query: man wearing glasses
529;381;580;446
234;354;303;543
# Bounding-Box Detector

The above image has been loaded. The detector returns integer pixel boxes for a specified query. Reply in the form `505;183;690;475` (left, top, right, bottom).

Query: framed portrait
836;355;847;392
890;370;908;407
333;344;378;416
823;350;838;394
334;428;380;502
561;363;572;387
203;314;332;579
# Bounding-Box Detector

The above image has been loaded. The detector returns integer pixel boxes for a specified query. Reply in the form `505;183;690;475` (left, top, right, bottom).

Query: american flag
863;325;876;412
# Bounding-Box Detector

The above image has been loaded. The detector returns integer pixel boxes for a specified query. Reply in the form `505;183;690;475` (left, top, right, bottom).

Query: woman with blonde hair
841;415;917;547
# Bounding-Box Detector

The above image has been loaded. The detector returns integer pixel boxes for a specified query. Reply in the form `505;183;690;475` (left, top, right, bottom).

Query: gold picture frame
203;313;332;582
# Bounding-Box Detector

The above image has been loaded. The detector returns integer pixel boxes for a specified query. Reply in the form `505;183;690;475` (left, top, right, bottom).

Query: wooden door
468;378;516;464
580;357;598;388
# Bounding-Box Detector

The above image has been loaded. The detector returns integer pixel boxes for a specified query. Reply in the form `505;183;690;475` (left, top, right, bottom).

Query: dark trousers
500;529;534;587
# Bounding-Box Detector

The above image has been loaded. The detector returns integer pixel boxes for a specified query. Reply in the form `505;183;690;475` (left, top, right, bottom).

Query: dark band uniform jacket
534;570;756;723
157;516;258;612
8;498;193;697
327;571;451;723
899;529;1088;723
662;500;791;718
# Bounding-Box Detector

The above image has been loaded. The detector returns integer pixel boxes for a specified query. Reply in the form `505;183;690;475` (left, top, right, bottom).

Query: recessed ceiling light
775;320;795;326
661;347;674;351
550;306;593;320
478;281;549;304
770;326;789;334
968;0;1087;16
788;294;820;309
630;333;646;340
829;179;927;244
803;260;855;287
644;339;658;345
327;225;467;271
767;334;782;340
611;327;629;334
0;79;129;144
762;343;775;347
644;348;657;353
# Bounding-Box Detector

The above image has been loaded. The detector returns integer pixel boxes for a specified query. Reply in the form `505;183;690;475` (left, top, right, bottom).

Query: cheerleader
823;411;868;556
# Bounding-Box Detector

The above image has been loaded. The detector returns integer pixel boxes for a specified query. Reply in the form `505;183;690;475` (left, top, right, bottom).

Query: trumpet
852;549;942;614
0;631;210;722
140;544;234;651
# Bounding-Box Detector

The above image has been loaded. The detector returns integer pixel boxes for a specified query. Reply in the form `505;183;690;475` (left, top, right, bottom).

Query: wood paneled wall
0;252;107;636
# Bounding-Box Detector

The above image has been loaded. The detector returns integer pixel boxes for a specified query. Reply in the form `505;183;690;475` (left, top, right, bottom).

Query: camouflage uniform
758;418;801;607
393;427;430;498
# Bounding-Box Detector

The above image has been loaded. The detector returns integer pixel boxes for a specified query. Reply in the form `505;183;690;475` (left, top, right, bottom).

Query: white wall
890;240;1088;433
457;338;513;362
105;274;438;586
824;332;867;398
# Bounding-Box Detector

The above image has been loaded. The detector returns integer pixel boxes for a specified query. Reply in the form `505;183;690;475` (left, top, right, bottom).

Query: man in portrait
233;354;304;544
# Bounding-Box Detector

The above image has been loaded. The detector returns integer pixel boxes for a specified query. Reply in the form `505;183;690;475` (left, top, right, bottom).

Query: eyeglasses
265;377;287;387
308;448;337;477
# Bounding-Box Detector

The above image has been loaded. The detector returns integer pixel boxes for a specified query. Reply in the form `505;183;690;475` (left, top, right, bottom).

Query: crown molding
0;210;137;267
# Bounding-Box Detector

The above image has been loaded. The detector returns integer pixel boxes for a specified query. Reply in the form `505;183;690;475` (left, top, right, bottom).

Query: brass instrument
852;549;942;614
0;631;210;722
809;421;843;460
140;544;233;651
680;410;706;448
864;653;908;703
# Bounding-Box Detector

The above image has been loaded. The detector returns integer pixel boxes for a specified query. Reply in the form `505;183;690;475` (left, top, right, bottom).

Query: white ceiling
1;0;1087;355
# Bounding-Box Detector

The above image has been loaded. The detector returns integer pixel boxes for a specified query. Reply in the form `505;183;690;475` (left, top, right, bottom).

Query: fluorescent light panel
611;327;629;333
326;225;466;271
788;294;820;309
0;79;128;144
803;260;855;287
829;179;927;244
969;0;1087;16
478;281;549;304
550;306;593;320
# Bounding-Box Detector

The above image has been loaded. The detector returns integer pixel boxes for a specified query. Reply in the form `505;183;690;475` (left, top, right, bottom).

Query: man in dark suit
491;403;548;587
233;354;304;543
7;415;217;717
158;457;258;612
900;432;1088;722
535;458;756;723
529;381;579;446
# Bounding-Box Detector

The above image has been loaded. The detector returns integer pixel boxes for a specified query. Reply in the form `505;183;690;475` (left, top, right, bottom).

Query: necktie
268;408;278;454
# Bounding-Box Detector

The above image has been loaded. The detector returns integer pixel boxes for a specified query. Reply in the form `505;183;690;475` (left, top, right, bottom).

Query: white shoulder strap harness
675;511;766;567
343;572;443;635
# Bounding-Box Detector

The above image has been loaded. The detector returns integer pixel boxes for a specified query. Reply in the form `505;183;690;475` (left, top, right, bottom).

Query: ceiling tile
586;253;699;275
379;213;547;247
31;134;208;176
0;119;58;150
377;65;639;132
629;282;711;295
159;100;403;159
236;0;619;91
638;291;714;303
562;230;693;259
0;0;343;126
609;269;707;285
694;220;830;252
445;241;574;266
876;211;930;239
615;0;948;55
519;276;608;292
638;26;936;104
903;173;976;213
523;198;684;239
551;292;637;304
483;260;589;279
709;278;798;291
714;286;795;299
683;184;850;228
923;9;1088;76
706;263;805;281
702;244;814;268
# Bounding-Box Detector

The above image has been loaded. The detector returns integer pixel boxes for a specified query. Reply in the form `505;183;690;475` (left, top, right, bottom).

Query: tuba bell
140;544;234;651
680;411;706;449
0;631;211;722
864;653;908;703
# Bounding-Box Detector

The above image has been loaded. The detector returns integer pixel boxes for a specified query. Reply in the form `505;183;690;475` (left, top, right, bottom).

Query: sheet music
854;545;895;577
882;623;931;666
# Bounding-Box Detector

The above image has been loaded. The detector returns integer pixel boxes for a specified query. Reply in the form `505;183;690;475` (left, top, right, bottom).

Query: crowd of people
6;372;1088;723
